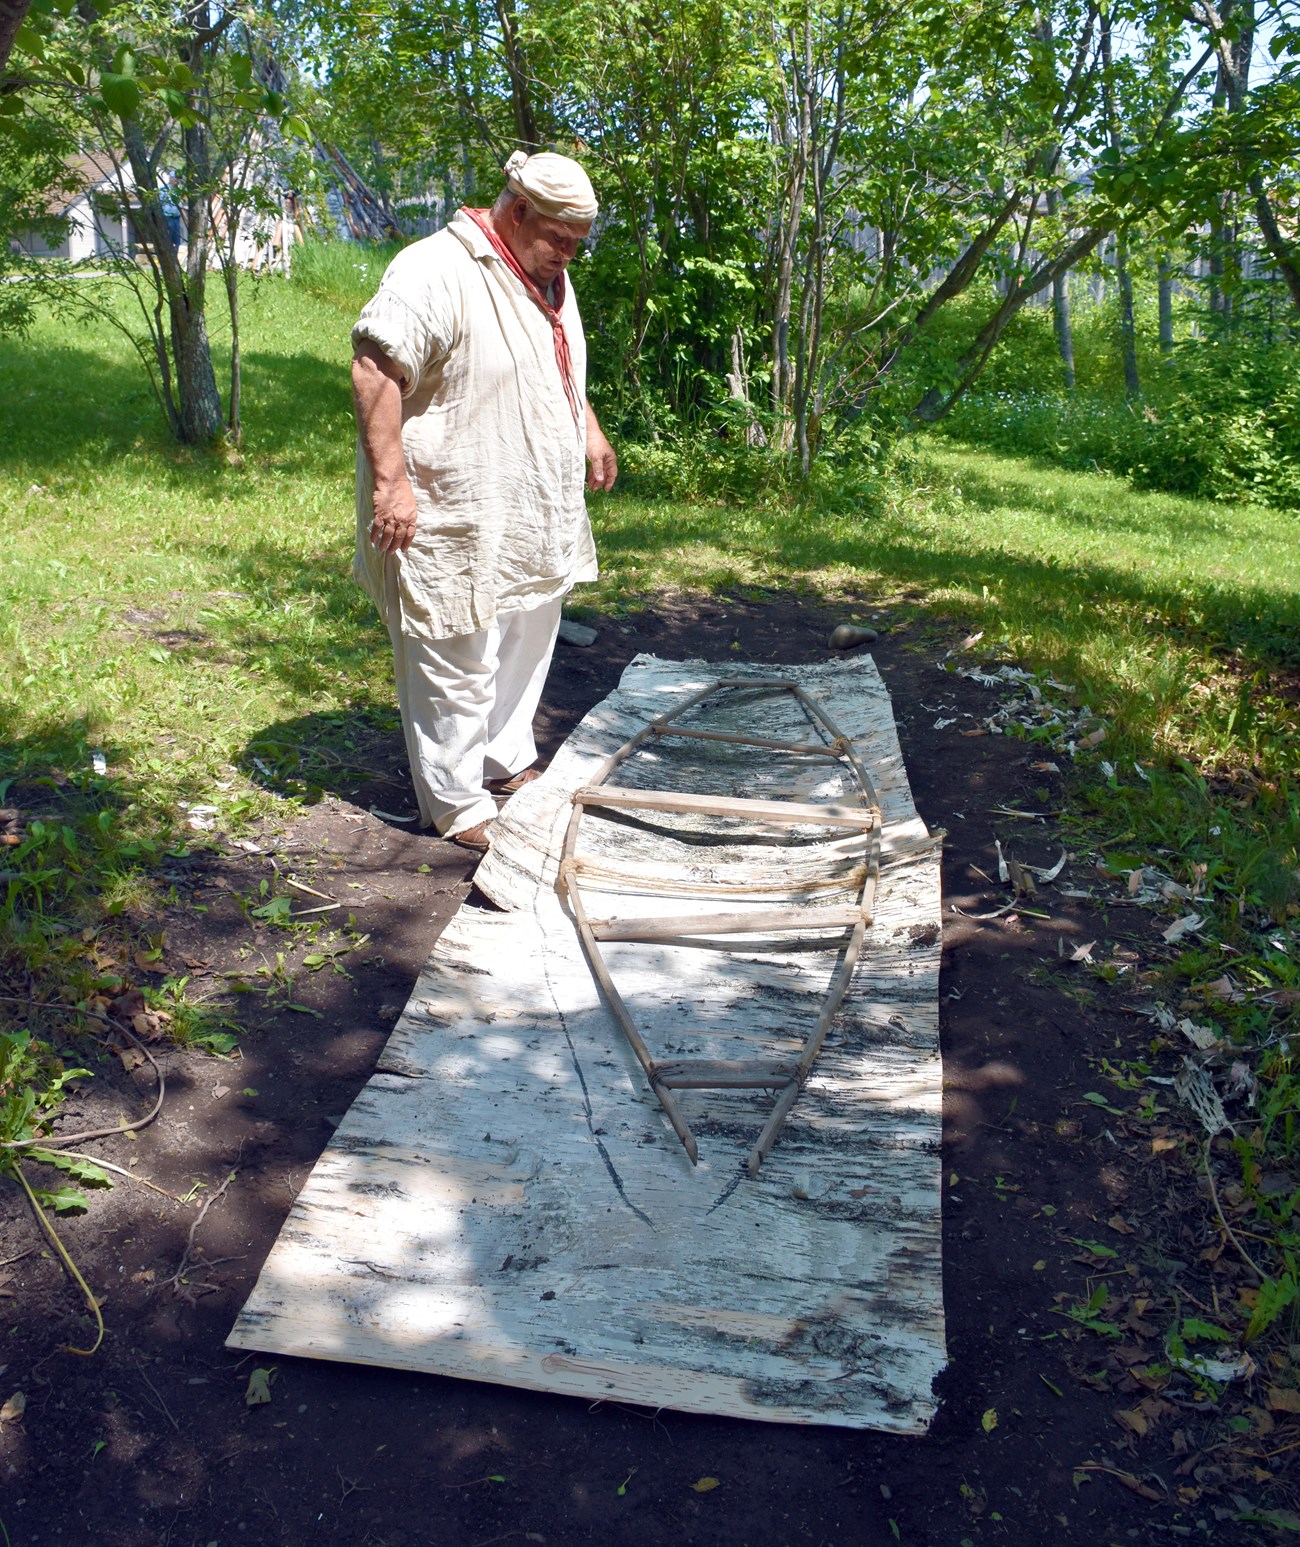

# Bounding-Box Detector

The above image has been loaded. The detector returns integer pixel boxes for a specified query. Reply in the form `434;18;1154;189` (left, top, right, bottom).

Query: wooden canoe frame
555;677;882;1177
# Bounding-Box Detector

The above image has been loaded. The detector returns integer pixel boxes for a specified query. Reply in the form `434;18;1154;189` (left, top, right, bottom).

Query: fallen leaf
1071;941;1097;963
1266;1384;1300;1414
1079;727;1107;749
1114;1407;1149;1438
981;1408;998;1433
131;1010;171;1042
691;1477;720;1493
0;1391;26;1424
1108;1213;1135;1236
245;1367;276;1406
1151;1137;1179;1155
1162;914;1204;944
1127;868;1145;895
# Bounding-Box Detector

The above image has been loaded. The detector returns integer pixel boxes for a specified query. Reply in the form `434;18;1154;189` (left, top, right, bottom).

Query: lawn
4;281;1298;821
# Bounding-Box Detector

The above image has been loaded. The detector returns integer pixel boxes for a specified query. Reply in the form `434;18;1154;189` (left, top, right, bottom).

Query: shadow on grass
595;488;1300;683
933;444;1281;543
0;334;352;484
239;705;413;814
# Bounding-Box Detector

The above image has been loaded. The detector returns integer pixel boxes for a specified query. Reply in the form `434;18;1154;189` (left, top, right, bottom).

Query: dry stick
1202;1138;1265;1282
12;1160;104;1356
0;1245;39;1270
283;876;335;902
0;998;166;1149
135;1360;180;1432
36;1149;188;1202
164;1169;237;1293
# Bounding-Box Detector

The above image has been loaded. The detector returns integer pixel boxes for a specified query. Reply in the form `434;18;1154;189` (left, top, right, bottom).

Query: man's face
500;199;591;288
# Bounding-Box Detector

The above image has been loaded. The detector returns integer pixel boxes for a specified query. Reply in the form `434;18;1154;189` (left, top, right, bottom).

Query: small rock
558;618;598;647
828;623;878;650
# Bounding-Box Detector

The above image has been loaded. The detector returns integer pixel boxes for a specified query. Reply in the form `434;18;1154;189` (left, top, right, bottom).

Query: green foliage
290;237;408;316
0;1030;100;1211
941;327;1300;511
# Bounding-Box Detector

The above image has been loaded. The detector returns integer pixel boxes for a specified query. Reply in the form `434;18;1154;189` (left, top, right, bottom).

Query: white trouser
386;598;562;838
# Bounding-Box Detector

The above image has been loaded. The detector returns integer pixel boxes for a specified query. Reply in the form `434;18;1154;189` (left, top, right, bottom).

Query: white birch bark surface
228;656;946;1431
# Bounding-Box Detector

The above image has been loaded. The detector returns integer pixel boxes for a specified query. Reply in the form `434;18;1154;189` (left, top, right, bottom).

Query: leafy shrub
939;336;1300;511
1137;342;1300;508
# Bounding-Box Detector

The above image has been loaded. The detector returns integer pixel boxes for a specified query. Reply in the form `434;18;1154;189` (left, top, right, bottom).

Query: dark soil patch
1;593;1289;1546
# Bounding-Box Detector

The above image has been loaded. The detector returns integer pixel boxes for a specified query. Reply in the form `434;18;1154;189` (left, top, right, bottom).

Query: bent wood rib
557;678;883;1176
588;904;867;942
573;787;877;829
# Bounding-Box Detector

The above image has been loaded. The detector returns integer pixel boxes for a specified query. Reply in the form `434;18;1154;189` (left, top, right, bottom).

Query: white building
15;151;137;260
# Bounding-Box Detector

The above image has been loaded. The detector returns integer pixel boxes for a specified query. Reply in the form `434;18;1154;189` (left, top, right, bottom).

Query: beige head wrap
503;150;598;223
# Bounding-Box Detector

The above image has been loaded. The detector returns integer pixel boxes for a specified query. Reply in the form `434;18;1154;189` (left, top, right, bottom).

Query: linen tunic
352;210;598;642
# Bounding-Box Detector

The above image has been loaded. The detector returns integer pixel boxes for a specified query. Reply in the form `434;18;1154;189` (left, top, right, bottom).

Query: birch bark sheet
228;655;946;1431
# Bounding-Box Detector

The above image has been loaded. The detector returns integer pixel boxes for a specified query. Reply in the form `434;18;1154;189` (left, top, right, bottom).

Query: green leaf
35;1185;89;1214
245;1367;275;1405
189;1030;238;1057
14;23;44;59
29;1150;112;1188
282;114;312;142
100;74;141;119
111;45;138;78
1246;1274;1299;1344
230;52;253;89
981;1408;998;1433
1181;1317;1233;1344
1070;1238;1118;1259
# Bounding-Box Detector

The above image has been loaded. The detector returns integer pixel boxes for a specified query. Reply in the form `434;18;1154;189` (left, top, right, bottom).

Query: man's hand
585;405;618;492
369;480;418;553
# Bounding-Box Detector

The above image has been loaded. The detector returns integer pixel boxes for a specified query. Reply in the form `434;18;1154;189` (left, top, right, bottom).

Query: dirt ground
1;591;1291;1547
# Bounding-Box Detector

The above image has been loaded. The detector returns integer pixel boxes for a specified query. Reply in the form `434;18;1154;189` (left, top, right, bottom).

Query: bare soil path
1;592;1284;1547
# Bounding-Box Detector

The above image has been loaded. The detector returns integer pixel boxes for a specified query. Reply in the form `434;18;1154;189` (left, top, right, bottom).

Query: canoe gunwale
555;677;883;1177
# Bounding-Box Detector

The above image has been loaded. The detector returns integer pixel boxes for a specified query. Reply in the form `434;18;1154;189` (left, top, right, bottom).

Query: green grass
0;275;386;817
1;260;1297;1323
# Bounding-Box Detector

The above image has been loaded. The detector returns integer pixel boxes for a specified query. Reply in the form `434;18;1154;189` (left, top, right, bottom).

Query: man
351;150;617;855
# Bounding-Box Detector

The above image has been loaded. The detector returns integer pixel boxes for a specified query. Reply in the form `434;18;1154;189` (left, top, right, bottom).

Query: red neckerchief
463;207;581;424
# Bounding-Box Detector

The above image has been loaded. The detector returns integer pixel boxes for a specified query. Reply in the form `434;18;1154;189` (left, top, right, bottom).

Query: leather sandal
448;819;494;854
486;767;541;796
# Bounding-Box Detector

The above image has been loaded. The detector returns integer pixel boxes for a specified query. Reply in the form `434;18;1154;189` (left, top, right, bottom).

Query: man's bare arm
352;341;418;554
585;401;618;492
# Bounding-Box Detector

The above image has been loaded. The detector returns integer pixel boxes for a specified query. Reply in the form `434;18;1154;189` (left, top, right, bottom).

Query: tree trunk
1249;171;1300;312
910;225;1115;424
496;0;538;149
0;0;32;79
1100;11;1139;397
1116;230;1140;397
224;257;241;445
1044;189;1075;388
1158;255;1175;356
769;87;808;443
